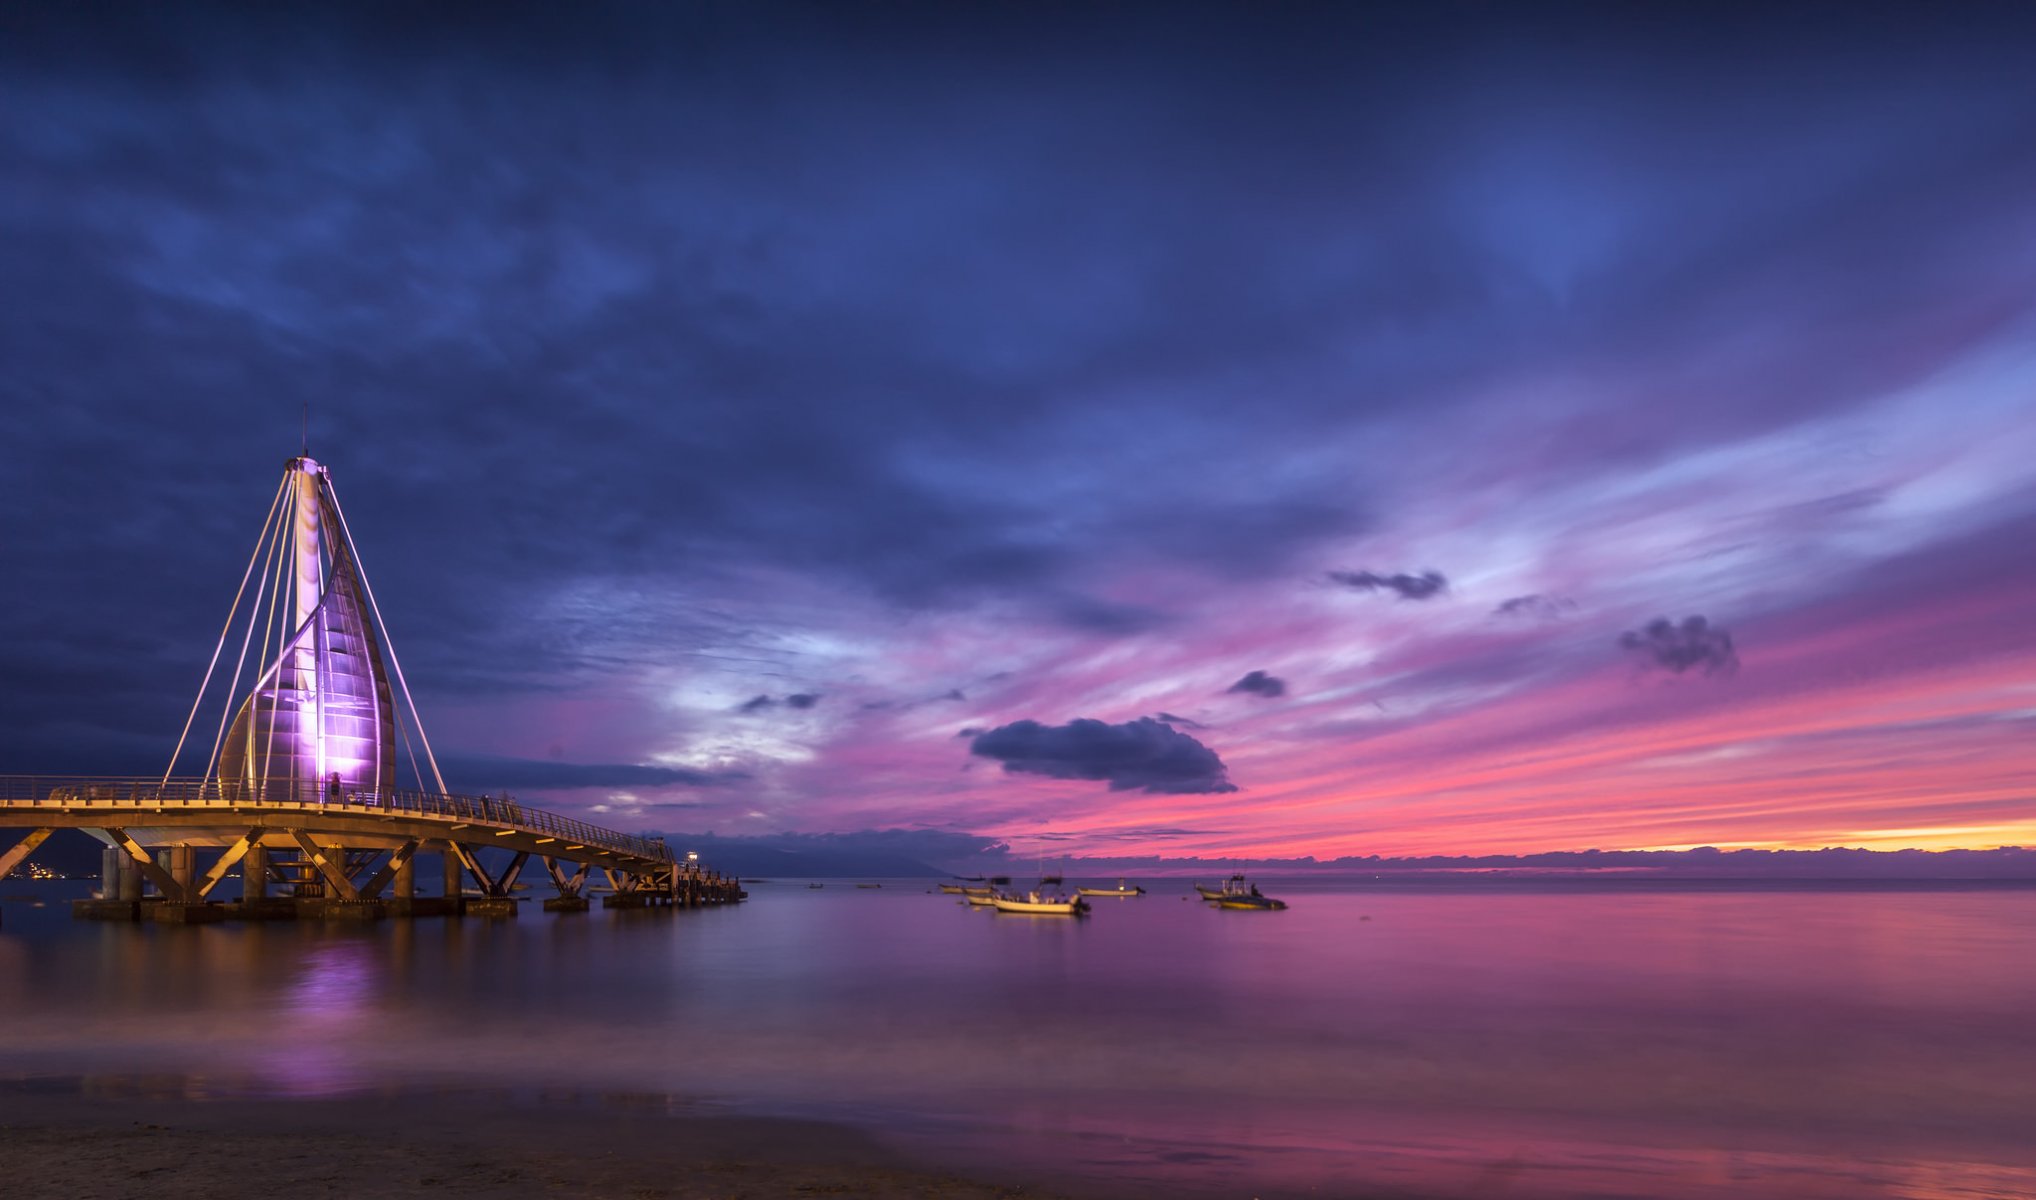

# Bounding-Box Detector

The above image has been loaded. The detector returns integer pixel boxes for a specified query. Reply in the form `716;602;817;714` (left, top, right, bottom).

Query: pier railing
0;775;672;865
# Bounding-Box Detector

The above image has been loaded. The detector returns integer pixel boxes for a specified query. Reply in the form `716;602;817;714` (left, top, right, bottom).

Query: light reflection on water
4;879;2036;1197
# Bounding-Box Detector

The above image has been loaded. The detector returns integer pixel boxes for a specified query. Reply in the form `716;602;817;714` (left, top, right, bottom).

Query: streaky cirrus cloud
1329;570;1449;601
1226;670;1287;698
968;717;1239;795
1619;616;1740;676
441;757;744;791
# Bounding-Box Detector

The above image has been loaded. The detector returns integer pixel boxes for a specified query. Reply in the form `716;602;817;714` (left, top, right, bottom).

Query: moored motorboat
1077;878;1146;897
964;891;999;906
1216;892;1288;910
938;883;968;894
990;888;1090;915
1194;873;1251;900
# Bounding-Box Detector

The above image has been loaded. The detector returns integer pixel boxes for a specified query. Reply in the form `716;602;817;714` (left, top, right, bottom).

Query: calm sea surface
4;876;2035;1198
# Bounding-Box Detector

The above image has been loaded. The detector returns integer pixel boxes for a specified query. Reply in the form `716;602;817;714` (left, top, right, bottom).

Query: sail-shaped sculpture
214;457;398;803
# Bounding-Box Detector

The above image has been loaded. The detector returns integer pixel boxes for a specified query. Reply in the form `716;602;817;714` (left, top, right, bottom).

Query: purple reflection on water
260;939;380;1096
2;879;2035;1197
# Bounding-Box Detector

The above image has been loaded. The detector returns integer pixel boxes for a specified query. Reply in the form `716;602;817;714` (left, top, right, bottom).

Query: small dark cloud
1329;569;1448;600
1618;615;1739;676
943;688;966;701
741;692;820;713
1495;593;1575;619
1226;669;1287;698
1155;711;1205;729
955;726;985;739
968;716;1238;795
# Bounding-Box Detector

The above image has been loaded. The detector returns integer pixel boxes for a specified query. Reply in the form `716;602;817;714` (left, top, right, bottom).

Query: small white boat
964;891;999;907
1077;878;1146;897
938;883;968;894
990;889;1090;916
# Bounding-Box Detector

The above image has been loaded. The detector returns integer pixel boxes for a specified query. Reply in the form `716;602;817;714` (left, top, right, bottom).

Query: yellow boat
989;889;1090;915
1077;879;1146;897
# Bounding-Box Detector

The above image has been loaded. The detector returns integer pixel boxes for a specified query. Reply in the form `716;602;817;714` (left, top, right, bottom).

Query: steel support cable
163;474;289;793
254;482;297;800
325;478;446;794
208;476;290;789
200;488;280;790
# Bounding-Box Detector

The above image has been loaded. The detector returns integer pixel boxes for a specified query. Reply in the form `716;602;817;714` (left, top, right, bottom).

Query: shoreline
0;1085;1065;1200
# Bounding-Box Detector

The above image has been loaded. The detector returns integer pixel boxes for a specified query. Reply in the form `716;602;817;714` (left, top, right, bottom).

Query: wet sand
0;1089;1062;1200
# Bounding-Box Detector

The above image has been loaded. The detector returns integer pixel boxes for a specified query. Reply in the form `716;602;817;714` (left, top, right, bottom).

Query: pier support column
169;846;196;898
394;855;415;900
243;844;269;900
118;858;141;902
101;846;123;899
442;842;464;909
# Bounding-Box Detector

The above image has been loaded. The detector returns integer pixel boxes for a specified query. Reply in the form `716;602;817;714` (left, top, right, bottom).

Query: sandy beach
0;1088;1063;1200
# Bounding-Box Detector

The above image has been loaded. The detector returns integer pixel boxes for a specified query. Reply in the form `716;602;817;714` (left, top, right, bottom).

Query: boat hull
990;894;1089;915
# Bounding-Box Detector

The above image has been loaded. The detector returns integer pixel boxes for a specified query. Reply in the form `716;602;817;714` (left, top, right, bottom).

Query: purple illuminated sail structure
168;455;442;803
218;460;395;800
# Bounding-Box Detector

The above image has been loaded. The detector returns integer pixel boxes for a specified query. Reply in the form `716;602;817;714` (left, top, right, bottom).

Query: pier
0;451;741;920
0;778;743;921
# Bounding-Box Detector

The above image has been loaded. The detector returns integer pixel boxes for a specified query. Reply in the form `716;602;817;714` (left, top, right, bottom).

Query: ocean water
3;876;2035;1198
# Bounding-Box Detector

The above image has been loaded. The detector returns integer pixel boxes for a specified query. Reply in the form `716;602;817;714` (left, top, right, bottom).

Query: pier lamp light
686;851;699;863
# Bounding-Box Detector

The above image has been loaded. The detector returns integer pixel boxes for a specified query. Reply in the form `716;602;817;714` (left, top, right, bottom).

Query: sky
3;3;2034;860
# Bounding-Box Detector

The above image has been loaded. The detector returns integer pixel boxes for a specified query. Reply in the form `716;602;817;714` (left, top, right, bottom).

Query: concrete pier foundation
71;899;141;921
228;897;299;920
148;902;226;925
323;900;385;921
542;895;590;913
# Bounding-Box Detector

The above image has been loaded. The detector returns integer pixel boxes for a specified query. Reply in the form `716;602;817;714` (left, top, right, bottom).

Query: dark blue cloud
969;717;1238;795
1226;670;1287;698
1619;615;1739;677
1330;570;1449;601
